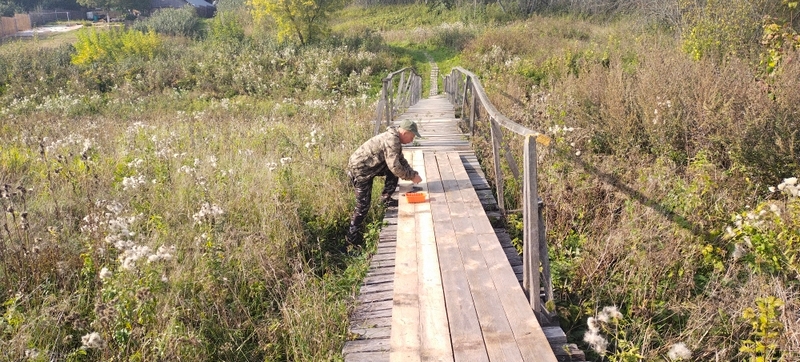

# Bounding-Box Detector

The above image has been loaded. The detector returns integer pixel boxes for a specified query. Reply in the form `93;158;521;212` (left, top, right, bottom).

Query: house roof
185;0;214;8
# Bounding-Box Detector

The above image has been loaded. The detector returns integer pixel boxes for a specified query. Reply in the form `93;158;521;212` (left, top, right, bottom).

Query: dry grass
460;14;800;360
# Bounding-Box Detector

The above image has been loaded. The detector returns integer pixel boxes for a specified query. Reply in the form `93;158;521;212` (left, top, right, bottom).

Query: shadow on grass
565;149;716;242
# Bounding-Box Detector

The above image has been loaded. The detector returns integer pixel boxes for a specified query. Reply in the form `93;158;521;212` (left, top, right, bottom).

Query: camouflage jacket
347;126;418;183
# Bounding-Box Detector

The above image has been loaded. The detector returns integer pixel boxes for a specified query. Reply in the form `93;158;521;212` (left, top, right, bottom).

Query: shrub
427;22;475;52
72;28;162;67
679;0;769;61
207;11;246;45
133;6;204;38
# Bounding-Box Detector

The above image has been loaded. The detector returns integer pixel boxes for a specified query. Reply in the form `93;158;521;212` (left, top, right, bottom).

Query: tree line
1;0;151;17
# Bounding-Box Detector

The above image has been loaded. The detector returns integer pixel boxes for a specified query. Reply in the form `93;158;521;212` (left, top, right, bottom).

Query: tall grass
461;14;800;361
0;15;399;361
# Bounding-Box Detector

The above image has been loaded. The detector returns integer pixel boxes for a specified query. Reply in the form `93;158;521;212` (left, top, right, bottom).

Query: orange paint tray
405;192;426;203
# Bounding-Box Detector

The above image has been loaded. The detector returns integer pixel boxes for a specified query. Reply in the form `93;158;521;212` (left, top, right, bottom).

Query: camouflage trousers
346;167;399;245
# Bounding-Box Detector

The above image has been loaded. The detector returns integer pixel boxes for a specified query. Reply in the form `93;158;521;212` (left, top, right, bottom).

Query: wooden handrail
374;67;423;135
444;67;554;322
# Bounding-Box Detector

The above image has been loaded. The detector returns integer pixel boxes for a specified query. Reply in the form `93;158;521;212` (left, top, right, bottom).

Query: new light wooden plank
344;350;390;362
412;150;453;362
344;338;392;354
446;152;558;362
425;152;490;362
390;151;421;362
437;153;525;362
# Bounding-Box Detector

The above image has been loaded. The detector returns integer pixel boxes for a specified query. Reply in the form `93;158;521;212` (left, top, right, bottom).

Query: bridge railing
444;67;554;320
374;67;422;135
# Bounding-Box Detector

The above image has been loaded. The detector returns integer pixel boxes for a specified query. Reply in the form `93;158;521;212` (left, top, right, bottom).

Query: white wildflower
127;158;144;168
583;330;608;355
586;317;599;333
769;203;780;216
120;245;152;271
81;332;105;349
99;267;112;280
667;342;691;360
280;157;292;165
106;201;124;215
148;245;175;263
732;243;746;260
192;202;224;225
602;305;622;320
122;175;146;191
25;349;40;359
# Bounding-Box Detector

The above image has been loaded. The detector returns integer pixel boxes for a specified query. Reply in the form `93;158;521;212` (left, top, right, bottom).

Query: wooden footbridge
343;67;584;361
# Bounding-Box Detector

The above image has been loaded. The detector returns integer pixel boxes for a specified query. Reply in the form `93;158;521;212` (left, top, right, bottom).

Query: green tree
76;0;149;21
249;0;349;45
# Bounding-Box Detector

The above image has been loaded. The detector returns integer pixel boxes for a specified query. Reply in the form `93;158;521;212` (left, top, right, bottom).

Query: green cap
399;120;423;138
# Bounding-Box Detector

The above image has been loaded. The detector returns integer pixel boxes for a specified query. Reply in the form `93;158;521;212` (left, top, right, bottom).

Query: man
346;120;423;245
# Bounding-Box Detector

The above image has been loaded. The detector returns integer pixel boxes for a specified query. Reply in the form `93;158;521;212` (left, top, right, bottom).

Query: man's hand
412;174;422;184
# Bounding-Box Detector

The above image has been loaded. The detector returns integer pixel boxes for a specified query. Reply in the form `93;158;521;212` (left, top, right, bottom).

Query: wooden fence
1;11;84;38
374;67;422;135
443;66;555;321
0;14;31;38
29;11;85;26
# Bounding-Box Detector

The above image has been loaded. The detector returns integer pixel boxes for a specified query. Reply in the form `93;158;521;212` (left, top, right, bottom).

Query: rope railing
444;66;554;321
374;67;423;135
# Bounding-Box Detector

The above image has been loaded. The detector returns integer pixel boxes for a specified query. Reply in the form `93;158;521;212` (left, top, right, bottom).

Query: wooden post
538;198;553;309
398;72;407;109
382;79;390;126
374;98;385;135
456;72;463;105
522;135;540;314
388;78;394;125
469;83;477;135
490;119;505;213
460;77;469;120
504;145;520;180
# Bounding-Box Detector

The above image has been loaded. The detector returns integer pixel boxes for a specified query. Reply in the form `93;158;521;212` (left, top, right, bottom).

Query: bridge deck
344;97;559;362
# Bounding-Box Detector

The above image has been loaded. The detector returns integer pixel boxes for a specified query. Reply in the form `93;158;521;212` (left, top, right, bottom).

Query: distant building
150;0;216;17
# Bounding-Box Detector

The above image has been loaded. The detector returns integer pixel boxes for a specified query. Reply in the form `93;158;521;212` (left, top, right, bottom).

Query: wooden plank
363;273;395;285
358;290;393;304
367;267;396;277
351;316;392;330
372;252;396;261
350;327;391;340
360;281;394;294
446;152;557;362
370;259;396;268
390;151;421;362
437;153;524;362
425;152;490;362
413;150;453;362
344;350;390;362
344;338;391;354
352;308;392;321
352;300;393;315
